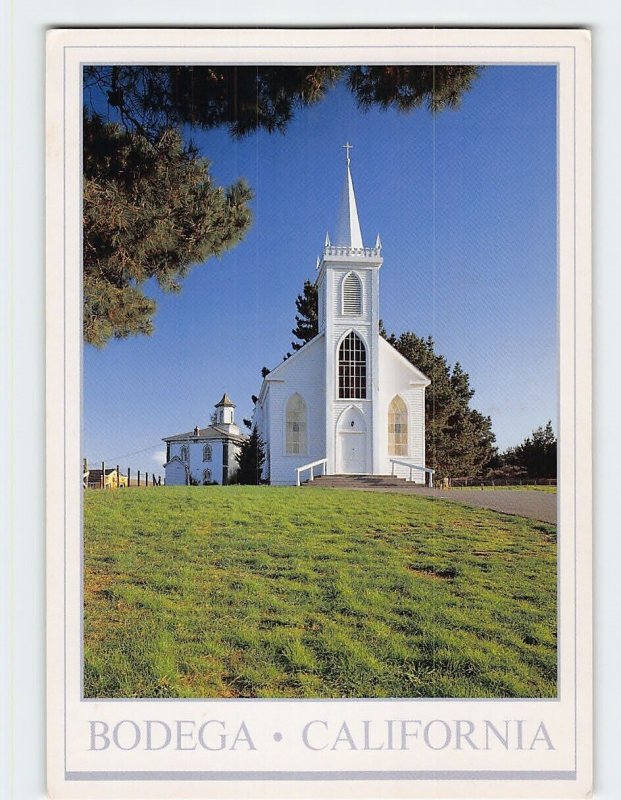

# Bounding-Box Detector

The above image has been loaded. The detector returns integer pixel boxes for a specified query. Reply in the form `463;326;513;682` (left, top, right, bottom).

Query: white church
253;147;431;486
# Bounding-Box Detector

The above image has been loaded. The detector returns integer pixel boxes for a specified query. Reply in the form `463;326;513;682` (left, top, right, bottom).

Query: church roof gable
379;336;431;385
261;332;325;382
256;332;325;405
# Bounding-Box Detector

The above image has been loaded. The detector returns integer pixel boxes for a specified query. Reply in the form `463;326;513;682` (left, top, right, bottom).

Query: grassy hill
84;486;556;698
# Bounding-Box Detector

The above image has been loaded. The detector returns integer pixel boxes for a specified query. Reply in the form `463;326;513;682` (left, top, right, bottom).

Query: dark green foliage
383;331;497;480
84;65;481;142
85;65;342;141
83;113;252;346
348;65;481;113
235;427;266;485
291;279;319;350
502;422;557;481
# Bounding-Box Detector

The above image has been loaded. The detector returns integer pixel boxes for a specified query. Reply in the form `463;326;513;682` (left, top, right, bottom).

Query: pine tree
84;65;481;143
291;280;319;350
347;65;481;113
235;427;266;485
502;421;556;480
383;331;497;480
83;113;252;347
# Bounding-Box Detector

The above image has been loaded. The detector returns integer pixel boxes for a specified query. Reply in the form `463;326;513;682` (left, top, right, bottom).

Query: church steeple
334;142;364;250
316;145;383;337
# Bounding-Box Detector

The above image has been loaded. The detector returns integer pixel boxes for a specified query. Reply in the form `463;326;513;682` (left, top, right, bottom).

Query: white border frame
45;28;591;799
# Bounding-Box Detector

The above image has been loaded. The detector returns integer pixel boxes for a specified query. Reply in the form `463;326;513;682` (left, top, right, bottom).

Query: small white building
253;147;430;486
163;394;246;485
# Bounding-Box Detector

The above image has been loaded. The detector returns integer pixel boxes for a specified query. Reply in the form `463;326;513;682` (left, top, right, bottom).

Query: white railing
390;459;435;487
323;245;381;258
296;458;328;486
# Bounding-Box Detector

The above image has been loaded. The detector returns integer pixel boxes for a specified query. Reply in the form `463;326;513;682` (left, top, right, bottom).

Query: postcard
46;27;591;798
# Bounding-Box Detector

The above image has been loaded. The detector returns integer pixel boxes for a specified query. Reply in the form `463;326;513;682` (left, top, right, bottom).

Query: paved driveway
407;487;557;524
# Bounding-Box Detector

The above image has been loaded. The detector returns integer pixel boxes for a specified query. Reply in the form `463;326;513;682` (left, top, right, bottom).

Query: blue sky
84;65;557;476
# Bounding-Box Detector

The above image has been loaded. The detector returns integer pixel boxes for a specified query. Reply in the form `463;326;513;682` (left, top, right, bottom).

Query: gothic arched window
180;445;188;461
338;331;367;399
342;272;363;315
285;393;307;455
203;468;212;484
388;396;408;456
203;444;212;462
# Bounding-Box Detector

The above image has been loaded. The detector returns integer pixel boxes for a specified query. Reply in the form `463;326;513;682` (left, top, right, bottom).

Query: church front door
339;433;367;474
337;406;368;474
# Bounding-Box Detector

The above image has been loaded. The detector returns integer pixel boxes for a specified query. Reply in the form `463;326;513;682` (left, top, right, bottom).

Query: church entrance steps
301;474;423;490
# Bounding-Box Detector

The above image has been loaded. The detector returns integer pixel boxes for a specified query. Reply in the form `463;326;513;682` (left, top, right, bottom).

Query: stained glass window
338;331;367;399
388;395;408;455
285;393;307;454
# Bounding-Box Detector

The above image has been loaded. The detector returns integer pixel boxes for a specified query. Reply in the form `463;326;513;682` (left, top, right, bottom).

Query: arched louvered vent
342;272;362;315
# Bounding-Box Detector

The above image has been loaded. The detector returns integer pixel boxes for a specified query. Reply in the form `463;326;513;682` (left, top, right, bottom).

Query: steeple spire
334;143;364;249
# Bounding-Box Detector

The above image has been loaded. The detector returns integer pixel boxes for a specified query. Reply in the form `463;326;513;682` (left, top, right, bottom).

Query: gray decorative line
572;45;578;777
66;44;578;49
79;61;564;70
66;769;577;782
63;43;68;777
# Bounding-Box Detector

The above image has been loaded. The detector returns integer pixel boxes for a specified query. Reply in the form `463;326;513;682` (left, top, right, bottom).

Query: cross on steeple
343;141;353;164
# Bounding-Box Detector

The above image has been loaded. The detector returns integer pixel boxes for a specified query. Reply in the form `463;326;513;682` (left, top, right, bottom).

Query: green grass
84;486;557;699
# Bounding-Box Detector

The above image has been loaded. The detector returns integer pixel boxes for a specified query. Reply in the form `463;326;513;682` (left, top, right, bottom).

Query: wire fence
449;477;557;488
83;461;163;489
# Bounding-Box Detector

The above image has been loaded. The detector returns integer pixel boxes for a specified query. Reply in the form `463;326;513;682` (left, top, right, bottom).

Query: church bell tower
214;393;239;434
316;144;383;475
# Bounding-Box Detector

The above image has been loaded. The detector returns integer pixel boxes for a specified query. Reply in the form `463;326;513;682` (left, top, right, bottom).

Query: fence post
116;464;120;488
101;461;105;489
127;467;131;487
137;470;141;487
